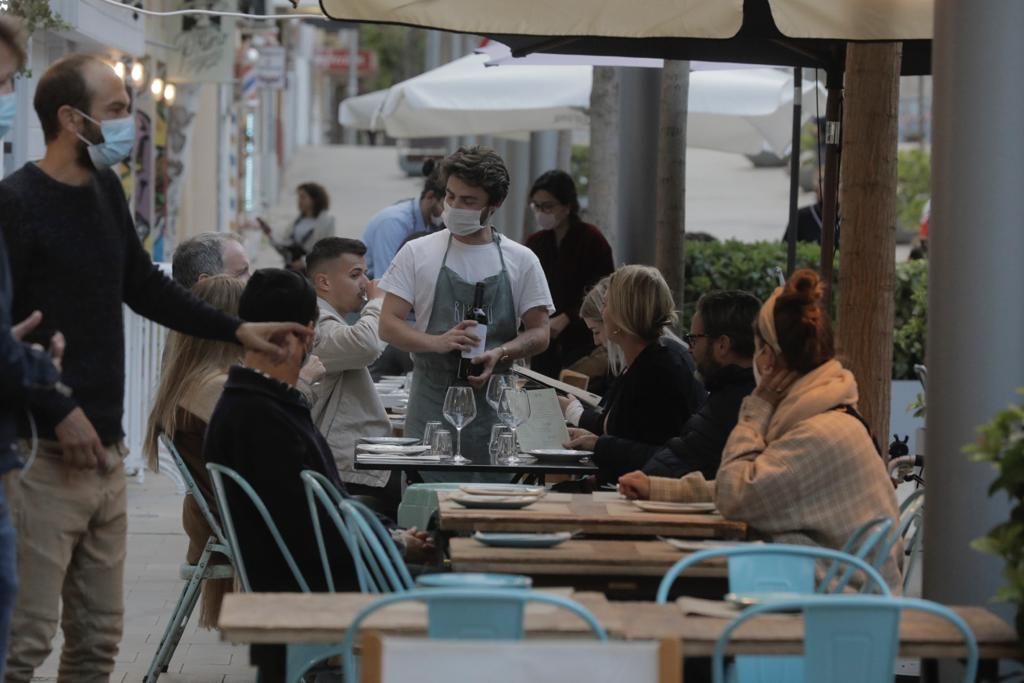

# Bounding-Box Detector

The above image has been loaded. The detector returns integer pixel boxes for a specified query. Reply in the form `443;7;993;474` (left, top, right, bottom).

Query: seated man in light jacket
306;238;400;515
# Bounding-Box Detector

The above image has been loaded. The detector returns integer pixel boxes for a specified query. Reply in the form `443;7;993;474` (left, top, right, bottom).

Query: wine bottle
457;282;489;379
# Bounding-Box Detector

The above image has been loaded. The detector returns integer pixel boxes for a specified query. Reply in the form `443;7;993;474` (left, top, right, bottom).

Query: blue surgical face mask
0;92;15;139
74;109;135;170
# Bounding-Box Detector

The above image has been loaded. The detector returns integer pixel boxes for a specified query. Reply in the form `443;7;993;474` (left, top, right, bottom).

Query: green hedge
681;240;926;380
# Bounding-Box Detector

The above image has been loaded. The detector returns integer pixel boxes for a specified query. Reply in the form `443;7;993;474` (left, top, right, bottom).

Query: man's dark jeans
0;480;18;680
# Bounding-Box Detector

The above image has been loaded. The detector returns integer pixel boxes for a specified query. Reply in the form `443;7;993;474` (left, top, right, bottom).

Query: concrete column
926;0;1024;640
556;130;573;171
588;67;621;257
655;61;688;310
425;30;443;70
615;67;661;266
343;27;360;145
503;139;530;243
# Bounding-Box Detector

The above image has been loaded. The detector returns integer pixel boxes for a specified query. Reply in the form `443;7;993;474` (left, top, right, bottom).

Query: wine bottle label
461;323;488;359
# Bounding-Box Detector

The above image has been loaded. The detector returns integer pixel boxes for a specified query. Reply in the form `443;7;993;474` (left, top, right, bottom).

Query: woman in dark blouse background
525;170;614;379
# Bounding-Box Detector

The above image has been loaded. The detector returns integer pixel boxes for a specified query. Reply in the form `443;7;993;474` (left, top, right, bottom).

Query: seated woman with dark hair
620;269;901;591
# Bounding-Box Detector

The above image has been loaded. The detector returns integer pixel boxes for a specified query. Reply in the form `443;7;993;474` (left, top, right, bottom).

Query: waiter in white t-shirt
379;147;554;476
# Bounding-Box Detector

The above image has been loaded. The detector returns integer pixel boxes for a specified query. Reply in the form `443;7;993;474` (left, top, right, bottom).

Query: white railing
121;263;181;491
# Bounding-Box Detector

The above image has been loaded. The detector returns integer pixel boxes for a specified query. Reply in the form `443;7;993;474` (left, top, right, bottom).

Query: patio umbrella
338;88;387;131
320;0;935;282
339;53;823;159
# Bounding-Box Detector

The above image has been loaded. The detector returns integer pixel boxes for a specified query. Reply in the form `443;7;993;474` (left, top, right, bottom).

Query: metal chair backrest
162;435;230;550
339;499;415;593
299;470;374;592
340;588;609;680
206;463;310;593
896;489;925;592
821;516;895;592
711;595;978;683
656;544;893;604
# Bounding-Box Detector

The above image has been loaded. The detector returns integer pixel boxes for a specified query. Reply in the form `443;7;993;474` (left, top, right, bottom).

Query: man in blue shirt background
362;161;445;279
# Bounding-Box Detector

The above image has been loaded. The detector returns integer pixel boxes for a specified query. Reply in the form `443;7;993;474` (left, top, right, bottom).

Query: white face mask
443;202;489;237
533;210;560;231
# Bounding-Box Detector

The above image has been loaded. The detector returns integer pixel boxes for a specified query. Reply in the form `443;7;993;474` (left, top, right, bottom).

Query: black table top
354;458;598;475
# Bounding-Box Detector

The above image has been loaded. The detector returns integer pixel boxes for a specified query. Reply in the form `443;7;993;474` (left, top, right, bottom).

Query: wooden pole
836;42;902;451
655;61;689;309
819;76;842;305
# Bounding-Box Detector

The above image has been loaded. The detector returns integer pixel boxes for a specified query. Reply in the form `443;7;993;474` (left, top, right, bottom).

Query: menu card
515;388;572;452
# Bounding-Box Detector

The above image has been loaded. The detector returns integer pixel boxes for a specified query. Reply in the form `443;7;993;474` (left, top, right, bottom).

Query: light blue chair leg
144;539;217;682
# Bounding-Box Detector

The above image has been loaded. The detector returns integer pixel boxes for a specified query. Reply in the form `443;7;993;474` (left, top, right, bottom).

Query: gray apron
405;231;518;483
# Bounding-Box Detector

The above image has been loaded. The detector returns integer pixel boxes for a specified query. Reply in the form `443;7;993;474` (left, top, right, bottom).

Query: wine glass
442;385;477;465
486;373;514;412
496;386;531;465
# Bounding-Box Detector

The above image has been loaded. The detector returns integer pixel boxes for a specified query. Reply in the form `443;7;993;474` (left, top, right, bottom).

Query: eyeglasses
529;201;560;214
682;333;712;346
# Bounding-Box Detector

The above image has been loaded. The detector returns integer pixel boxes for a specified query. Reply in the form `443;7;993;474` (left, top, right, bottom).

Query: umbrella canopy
320;0;932;75
338;54;823;156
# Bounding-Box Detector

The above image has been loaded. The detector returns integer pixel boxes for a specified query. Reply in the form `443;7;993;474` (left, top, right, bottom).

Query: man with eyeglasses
569;290;760;490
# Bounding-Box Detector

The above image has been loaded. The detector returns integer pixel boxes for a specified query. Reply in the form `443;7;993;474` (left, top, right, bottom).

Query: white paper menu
515;388;572;452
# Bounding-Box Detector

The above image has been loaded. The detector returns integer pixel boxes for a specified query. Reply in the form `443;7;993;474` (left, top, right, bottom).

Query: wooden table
219;590;621;645
449;537;729;599
438;492;748;539
614;600;1021;661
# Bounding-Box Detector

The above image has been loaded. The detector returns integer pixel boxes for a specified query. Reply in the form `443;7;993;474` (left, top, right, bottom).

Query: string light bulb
150;77;164;97
163;83;176;104
130;61;144;84
113;62;126;80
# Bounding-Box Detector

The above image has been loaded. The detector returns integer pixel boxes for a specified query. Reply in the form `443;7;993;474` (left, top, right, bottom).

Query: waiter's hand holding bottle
430;321;480;356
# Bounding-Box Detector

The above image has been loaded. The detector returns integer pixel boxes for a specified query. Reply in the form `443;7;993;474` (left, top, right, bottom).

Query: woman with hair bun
623;268;902;590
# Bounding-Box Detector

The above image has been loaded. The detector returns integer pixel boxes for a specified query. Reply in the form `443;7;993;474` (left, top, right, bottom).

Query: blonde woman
144;275;244;627
566;265;704;449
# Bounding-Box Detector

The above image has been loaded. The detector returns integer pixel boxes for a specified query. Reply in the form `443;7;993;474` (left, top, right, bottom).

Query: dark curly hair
440;146;510;206
297;182;330;217
760;268;835;373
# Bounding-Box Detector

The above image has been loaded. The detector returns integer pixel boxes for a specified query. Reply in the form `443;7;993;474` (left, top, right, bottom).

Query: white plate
356;444;431;455
459;484;546;497
662;538;755;552
527;448;593;457
358;436;420;445
632;501;718;514
473;531;572;548
449;494;543;510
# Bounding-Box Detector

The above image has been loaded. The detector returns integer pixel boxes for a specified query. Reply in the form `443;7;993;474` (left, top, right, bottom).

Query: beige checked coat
649;359;903;591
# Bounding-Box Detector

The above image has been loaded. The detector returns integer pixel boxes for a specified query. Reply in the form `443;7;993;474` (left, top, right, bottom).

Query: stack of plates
358;436;420;446
449;493;543;509
631;501;717;514
472;531;572;548
458;484;546;497
525;448;592;462
356;443;431;455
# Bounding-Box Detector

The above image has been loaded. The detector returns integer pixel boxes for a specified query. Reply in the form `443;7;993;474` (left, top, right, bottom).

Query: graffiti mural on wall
169;1;235;83
133;108;153;249
151;101;169;262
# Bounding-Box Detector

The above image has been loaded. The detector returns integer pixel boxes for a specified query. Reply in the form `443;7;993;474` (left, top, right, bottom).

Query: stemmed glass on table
495;385;532;465
442;386;476;465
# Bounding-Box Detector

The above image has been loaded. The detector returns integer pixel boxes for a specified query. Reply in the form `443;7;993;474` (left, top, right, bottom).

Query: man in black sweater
0;54;312;682
573;290;760;486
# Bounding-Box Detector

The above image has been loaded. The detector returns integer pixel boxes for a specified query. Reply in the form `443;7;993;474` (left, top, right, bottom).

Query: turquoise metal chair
299;470;375;593
339;588;609;682
821;516;895;593
711;595;978;683
656;544;893;604
658;544;892;683
895;490;926;593
144;437;236;682
397;482;464;529
339;498;415;593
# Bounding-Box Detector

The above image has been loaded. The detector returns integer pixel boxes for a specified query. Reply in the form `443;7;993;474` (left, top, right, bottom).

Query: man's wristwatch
498;345;511;363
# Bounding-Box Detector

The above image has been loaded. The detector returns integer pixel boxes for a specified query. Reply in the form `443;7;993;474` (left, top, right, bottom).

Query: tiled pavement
30;470;257;683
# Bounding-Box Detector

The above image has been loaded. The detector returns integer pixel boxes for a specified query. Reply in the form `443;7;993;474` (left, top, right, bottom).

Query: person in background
0;17;66;682
0;54;309;682
560;277;622;432
306;238;400;516
596;290;759;483
620;270;901;591
525;170;614;379
171;232;251;289
257;182;334;273
564;266;704;452
378;147;553;470
362;159;446;279
144;275;243;629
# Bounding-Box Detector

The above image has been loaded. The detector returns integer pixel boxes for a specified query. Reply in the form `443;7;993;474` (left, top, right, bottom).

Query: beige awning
319;0;931;41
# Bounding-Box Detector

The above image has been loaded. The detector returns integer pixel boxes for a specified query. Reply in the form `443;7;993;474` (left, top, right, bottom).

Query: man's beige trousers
4;440;127;683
